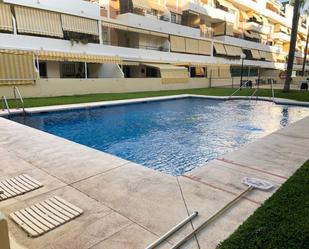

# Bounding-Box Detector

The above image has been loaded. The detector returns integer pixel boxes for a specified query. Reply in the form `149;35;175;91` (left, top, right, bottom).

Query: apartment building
0;0;308;97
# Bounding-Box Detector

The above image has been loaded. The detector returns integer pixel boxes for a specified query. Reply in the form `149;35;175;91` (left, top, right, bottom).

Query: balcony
244;22;272;35
117;13;201;38
273;32;290;42
182;1;235;23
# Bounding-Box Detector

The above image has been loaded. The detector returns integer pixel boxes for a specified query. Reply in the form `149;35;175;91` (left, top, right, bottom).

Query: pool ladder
13;86;26;114
1;87;26;116
1;96;11;115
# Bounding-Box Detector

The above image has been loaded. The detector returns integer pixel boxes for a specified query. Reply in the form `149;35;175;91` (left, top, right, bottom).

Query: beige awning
247;11;262;23
219;65;231;79
198;40;211;55
240;11;249;21
217;0;236;11
276;54;286;62
170;36;186;53
185;38;199;54
261;16;268;25
142;63;189;84
132;0;151;10
35;50;122;64
213;43;227;55
61;14;99;36
14;6;63;38
0;3;13;32
102;21;168;38
251;50;261;59
0;50;36;85
149;0;165;12
260;51;274;61
224;45;242;57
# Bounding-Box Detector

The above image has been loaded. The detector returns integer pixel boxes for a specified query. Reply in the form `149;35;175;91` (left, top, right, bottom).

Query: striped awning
14;6;63;38
224;45;242;57
0;50;36;85
35;50;122;64
170;36;186;53
61;14;99;36
213;43;227;55
250;50;261;59
142;63;189;84
240;11;249;21
132;0;151;10
247;11;262;23
217;0;236;11
0;3;13;32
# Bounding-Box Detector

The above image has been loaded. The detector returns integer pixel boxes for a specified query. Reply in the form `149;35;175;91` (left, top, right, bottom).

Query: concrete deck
0;98;308;249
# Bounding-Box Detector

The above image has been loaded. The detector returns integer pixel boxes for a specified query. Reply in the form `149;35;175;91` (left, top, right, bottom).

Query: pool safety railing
250;89;259;100
270;80;275;103
1;96;11;115
13;86;25;114
228;81;249;99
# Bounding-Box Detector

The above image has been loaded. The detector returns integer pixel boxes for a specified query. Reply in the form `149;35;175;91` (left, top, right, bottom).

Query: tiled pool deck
0;95;309;249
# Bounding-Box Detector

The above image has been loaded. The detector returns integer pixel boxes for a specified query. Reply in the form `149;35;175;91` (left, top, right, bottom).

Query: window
171;13;177;23
39;62;47;78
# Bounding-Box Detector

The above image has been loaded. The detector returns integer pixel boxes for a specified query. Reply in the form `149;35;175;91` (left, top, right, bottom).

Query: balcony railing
103;41;169;52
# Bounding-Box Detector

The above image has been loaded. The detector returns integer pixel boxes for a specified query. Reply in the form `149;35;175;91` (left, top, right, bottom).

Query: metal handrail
250;89;259;100
1;96;11;114
13;86;25;113
228;81;248;99
270;79;275;103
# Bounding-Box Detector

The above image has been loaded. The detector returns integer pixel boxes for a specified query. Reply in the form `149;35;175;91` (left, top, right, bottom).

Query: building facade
0;0;308;97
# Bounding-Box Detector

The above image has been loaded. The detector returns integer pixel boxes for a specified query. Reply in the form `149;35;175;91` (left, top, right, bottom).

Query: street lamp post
240;53;246;90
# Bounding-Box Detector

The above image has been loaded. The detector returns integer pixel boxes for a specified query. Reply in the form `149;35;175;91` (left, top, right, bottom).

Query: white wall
0;78;209;98
3;0;100;19
46;62;60;78
100;64;124;78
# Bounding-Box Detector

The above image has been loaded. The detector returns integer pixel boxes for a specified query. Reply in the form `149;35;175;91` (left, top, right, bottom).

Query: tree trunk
284;0;301;92
302;26;309;76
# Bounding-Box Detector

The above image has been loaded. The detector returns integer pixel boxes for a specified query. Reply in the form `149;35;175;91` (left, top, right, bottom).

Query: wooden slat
10;213;40;237
10;196;83;237
0;175;43;201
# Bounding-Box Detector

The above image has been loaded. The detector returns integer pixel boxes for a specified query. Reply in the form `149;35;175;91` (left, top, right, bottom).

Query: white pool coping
0;95;309;249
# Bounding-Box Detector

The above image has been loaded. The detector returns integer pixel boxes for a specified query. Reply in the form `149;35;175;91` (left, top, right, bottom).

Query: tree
301;7;309;76
284;0;302;92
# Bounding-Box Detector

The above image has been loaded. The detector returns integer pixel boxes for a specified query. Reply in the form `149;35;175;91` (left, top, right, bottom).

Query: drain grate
0;174;43;201
10;196;83;237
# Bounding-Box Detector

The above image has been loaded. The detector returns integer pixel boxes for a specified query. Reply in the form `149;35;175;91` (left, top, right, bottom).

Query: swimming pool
8;97;309;176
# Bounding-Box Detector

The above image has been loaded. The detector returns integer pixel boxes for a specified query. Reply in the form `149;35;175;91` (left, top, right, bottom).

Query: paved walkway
0;110;308;249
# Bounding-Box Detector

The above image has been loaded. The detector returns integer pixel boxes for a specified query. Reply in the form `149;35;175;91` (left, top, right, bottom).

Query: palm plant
284;0;302;92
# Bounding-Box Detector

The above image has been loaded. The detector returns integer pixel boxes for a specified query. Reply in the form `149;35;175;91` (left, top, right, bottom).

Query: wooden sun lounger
10;196;83;237
0;174;43;201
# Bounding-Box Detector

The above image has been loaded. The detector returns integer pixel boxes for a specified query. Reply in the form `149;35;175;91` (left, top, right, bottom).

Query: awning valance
0;3;13;32
250;49;261;59
170;36;186;53
132;0;151;10
61;14;99;36
213;43;227;55
0;50;36;85
14;6;63;38
260;51;274;61
224;45;242;57
35;50;122;64
142;63;189;84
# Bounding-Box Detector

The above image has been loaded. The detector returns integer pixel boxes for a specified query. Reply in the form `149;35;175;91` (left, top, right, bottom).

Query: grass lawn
218;160;309;249
5;87;309;109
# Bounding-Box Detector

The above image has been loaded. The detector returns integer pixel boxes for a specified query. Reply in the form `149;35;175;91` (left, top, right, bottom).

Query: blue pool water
8;98;309;176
